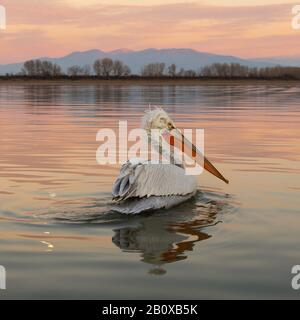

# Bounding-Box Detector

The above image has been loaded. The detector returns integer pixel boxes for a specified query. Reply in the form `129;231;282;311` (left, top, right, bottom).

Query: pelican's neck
147;130;183;167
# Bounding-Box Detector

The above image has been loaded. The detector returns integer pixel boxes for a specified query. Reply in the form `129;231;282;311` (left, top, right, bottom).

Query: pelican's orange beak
165;126;229;184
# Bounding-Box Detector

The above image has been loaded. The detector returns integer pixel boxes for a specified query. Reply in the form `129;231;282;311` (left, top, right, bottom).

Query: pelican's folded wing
112;160;197;201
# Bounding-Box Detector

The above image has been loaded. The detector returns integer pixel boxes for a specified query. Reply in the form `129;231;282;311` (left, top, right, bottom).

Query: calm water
0;83;299;299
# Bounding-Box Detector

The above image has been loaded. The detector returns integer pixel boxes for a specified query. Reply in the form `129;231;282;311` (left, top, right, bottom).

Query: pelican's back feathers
112;159;197;202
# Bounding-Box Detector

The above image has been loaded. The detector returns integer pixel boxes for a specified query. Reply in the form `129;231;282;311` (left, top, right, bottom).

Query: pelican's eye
167;122;173;130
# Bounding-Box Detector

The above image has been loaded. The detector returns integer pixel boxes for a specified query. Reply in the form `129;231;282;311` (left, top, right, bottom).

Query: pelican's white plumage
111;107;198;214
112;159;197;201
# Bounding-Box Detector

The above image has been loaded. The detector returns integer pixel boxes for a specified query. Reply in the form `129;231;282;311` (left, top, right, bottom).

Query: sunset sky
0;0;299;63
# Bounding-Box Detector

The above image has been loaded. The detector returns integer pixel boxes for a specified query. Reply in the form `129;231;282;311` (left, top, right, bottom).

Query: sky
0;0;299;63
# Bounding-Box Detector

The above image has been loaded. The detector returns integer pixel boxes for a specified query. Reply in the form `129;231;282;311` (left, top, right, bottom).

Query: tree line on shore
2;58;300;79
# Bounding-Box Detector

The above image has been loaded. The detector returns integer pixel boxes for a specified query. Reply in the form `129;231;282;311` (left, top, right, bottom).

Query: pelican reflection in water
112;192;231;275
111;108;229;214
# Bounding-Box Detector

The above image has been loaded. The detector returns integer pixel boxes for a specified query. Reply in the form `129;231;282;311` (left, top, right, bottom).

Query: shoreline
0;78;300;86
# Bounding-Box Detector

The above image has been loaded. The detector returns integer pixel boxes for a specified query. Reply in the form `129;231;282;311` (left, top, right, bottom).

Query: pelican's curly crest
141;106;173;134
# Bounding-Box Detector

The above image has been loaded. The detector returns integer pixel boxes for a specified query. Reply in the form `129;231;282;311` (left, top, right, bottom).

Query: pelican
111;108;228;214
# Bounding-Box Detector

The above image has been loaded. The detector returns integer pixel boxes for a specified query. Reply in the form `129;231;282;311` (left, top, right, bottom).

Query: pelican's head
141;106;229;184
141;107;175;133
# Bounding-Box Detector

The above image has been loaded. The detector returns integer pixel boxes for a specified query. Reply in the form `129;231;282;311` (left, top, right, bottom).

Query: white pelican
111;108;228;214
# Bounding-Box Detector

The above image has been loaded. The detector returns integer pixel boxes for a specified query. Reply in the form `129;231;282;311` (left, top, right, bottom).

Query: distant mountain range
1;48;299;75
251;56;300;67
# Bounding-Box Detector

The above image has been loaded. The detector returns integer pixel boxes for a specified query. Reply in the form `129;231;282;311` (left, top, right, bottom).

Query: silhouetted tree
199;63;300;79
22;60;62;76
122;65;131;76
141;63;165;76
183;69;197;77
112;60;131;76
67;65;91;76
93;59;102;76
101;58;114;76
67;65;83;76
93;58;114;76
167;64;177;77
82;65;91;76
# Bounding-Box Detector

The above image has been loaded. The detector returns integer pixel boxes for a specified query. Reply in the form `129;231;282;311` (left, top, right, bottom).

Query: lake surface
0;83;299;299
